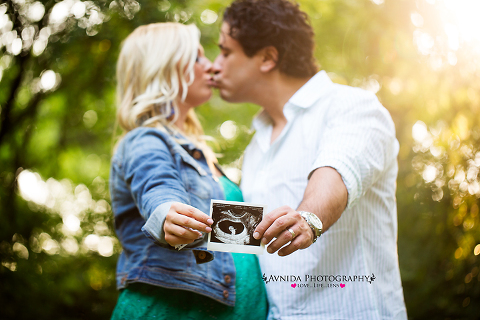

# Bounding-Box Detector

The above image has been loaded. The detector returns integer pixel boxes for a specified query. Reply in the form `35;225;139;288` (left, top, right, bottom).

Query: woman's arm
122;128;212;246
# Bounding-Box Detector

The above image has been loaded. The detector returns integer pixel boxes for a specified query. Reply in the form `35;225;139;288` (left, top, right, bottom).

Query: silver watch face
299;211;323;237
308;213;323;232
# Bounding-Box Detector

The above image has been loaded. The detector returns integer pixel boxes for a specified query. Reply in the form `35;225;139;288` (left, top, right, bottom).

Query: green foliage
1;0;479;319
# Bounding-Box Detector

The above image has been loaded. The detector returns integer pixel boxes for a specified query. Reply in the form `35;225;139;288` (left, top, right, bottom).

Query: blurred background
1;0;479;319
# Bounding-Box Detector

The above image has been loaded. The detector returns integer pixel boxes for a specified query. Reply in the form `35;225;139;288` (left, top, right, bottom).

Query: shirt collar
251;109;272;132
288;70;333;108
252;70;333;131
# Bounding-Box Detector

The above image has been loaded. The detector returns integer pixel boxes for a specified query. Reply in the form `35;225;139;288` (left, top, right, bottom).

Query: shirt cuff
309;158;361;209
141;201;174;245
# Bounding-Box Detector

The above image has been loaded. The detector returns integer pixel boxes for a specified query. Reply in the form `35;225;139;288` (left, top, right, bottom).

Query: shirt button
223;290;229;299
192;150;202;159
224;275;231;284
198;251;207;260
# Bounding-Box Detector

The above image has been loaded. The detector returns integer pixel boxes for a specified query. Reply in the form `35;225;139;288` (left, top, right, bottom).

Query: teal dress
111;176;268;320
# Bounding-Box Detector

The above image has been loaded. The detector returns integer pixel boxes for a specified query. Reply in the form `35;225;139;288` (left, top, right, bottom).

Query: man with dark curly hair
211;0;407;319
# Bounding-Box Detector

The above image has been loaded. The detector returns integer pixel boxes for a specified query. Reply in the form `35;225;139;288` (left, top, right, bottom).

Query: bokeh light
40;70;58;91
200;9;218;25
220;120;237;140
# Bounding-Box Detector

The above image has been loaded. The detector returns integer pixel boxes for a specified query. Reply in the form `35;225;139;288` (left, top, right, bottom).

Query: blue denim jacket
109;126;236;306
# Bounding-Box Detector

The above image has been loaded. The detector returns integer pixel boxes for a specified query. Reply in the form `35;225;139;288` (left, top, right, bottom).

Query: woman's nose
203;57;213;72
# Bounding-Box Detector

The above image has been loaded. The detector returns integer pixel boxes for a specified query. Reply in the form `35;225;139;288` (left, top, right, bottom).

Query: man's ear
259;46;279;73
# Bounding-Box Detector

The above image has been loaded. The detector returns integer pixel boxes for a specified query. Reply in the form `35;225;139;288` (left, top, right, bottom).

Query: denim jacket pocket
176;150;213;201
146;243;194;272
176;147;207;176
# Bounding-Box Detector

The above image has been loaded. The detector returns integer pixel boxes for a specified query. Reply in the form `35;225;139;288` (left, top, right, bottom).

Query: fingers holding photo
276;222;314;256
253;206;314;256
165;225;202;246
253;205;294;241
170;202;214;227
164;202;213;246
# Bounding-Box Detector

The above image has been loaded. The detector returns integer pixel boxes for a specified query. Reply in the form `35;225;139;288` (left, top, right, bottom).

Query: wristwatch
298;211;323;243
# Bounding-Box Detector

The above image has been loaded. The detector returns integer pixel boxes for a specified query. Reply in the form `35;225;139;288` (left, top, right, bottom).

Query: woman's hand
163;202;213;247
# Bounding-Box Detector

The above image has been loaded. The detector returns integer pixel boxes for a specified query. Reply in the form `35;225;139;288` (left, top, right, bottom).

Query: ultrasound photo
207;200;266;254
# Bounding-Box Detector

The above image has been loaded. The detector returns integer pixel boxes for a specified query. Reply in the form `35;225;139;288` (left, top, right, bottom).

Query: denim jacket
109;126;236;306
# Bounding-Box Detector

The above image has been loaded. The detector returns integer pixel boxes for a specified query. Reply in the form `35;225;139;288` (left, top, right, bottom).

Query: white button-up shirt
241;71;407;320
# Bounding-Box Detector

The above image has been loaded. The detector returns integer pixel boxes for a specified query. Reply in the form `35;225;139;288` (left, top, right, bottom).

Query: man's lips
207;78;220;88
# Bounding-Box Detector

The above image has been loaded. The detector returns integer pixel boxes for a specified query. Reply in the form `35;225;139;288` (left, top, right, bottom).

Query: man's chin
217;90;241;104
216;87;245;103
218;89;235;102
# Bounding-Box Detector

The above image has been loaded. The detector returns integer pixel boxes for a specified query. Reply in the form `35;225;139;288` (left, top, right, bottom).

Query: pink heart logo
291;283;297;288
340;283;345;288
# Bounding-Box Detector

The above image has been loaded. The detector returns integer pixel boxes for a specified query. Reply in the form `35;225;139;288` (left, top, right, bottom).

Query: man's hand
163;202;213;247
253;205;314;256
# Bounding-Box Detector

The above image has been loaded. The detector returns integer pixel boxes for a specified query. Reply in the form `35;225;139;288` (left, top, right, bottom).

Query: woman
109;23;267;319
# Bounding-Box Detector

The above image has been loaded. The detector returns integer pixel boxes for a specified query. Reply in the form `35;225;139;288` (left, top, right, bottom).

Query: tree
1;0;479;319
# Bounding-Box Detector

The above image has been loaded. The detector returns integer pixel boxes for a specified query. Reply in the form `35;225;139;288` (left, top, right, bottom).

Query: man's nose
210;55;222;75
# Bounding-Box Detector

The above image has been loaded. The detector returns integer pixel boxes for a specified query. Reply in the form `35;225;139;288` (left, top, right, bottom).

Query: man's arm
297;166;348;234
253;166;347;256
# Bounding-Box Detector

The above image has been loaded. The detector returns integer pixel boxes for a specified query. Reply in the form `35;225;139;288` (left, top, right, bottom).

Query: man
211;0;407;319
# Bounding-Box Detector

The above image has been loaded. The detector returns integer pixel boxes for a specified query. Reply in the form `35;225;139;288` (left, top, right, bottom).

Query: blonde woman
109;23;267;319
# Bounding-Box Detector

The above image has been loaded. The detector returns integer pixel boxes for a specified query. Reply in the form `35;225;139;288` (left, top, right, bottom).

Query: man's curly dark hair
223;0;317;78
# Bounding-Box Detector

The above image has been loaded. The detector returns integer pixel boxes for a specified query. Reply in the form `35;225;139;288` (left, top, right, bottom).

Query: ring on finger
287;228;296;240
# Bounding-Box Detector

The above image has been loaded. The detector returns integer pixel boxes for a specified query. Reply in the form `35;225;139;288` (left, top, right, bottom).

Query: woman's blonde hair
114;22;218;168
116;22;204;138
